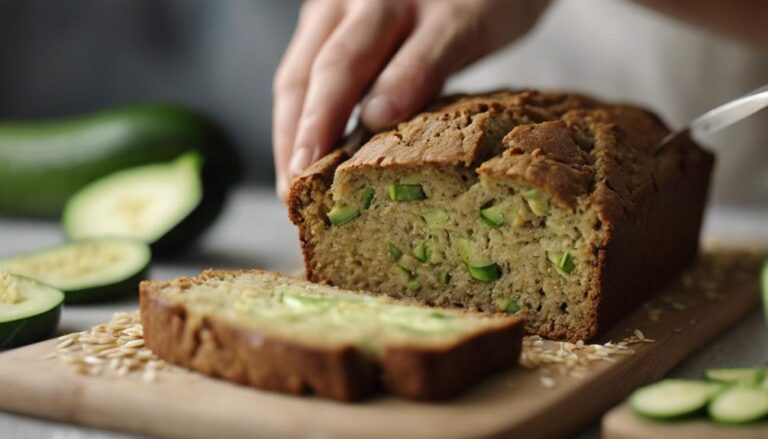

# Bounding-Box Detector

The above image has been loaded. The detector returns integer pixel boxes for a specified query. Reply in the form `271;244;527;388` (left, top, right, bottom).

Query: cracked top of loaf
336;90;702;221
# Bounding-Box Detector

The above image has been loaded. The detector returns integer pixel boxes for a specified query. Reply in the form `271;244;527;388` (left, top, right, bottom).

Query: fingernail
363;94;397;128
289;146;313;176
276;177;288;199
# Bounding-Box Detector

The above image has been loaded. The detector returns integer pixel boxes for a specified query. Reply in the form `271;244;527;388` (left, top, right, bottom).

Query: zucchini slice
467;263;501;282
705;368;765;385
361;187;375;210
0;239;150;303
709;386;768;424
522;189;548;216
630;379;721;420
412;243;429;263
479;205;504;228
63;152;212;253
327;205;359;226
388;183;425;201
422;209;450;227
0;273;63;349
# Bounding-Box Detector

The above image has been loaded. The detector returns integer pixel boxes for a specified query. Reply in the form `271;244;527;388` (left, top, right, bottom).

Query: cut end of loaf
302;166;604;341
289;89;714;342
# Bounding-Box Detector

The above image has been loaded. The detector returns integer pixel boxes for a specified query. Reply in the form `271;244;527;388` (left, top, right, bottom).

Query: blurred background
0;2;766;437
1;0;766;207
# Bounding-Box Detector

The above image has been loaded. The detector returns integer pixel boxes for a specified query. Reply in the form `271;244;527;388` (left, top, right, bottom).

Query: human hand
273;0;551;198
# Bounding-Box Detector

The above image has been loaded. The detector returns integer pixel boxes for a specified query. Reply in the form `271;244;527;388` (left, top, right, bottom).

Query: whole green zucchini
0;104;242;216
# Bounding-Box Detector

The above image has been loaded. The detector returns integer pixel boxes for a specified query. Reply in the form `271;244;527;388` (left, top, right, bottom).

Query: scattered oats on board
519;329;654;388
50;311;164;381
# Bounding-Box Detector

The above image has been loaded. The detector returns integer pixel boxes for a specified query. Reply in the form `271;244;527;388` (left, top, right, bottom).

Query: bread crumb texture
289;89;714;341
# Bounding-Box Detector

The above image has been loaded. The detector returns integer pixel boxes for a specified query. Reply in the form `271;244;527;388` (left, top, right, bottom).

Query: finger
273;91;300;199
273;0;344;197
288;0;413;178
361;3;485;131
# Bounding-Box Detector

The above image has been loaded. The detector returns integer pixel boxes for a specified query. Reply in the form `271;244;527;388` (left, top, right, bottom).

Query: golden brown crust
589;137;714;339
478;105;669;214
338;90;598;172
140;272;525;401
382;322;524;400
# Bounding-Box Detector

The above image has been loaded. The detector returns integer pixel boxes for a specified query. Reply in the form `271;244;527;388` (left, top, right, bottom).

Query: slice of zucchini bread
140;269;523;401
288;90;714;342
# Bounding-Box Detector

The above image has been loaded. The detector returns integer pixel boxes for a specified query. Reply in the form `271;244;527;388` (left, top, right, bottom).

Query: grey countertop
1;187;767;439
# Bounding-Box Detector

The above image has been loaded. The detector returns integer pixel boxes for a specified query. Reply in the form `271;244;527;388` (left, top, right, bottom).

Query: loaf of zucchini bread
289;90;714;342
140;269;523;401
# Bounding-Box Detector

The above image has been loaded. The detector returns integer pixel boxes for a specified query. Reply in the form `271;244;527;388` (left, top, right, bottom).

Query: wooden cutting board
602;403;768;439
0;250;763;439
